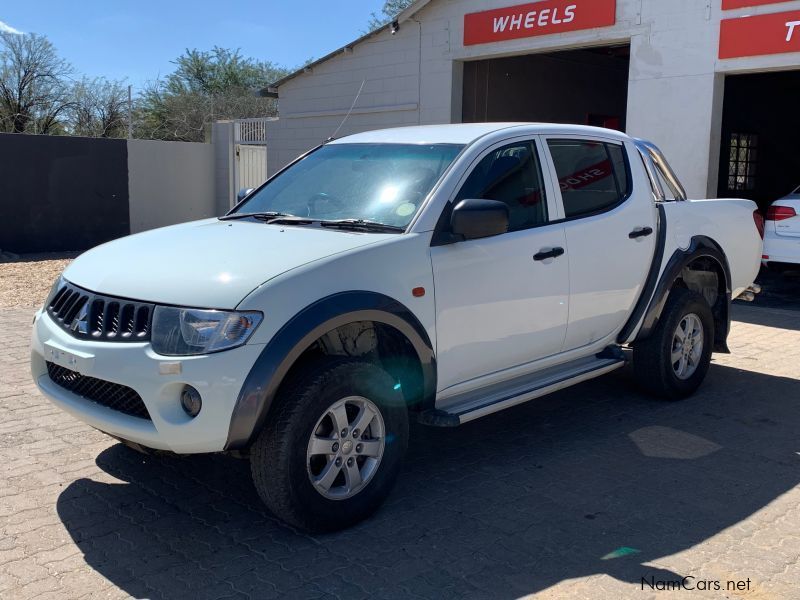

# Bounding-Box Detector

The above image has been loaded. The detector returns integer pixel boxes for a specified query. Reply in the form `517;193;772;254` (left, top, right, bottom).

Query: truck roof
328;123;631;146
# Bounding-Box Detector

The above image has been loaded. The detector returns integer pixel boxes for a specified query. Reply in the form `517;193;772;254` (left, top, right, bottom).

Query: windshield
231;143;464;228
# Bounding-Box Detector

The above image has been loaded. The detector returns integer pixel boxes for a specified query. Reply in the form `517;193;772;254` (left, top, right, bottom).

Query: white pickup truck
31;123;762;532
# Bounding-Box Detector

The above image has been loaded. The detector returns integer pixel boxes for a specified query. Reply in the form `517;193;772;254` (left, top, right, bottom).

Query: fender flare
634;235;732;351
224;291;436;450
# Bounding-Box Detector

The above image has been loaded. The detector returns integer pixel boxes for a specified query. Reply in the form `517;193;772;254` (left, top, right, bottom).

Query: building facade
264;0;800;208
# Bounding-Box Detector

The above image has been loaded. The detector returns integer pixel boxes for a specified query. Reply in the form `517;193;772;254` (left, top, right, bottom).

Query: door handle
629;227;654;239
533;247;565;261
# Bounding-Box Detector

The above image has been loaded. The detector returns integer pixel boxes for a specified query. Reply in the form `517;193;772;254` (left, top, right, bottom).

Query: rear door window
547;140;632;219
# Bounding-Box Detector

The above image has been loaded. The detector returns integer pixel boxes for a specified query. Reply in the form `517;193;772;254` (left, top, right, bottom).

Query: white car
31;124;763;531
763;185;800;270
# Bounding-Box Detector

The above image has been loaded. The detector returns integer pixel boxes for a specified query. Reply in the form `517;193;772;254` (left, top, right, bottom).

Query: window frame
636;145;665;201
540;134;635;224
431;135;561;245
726;132;758;192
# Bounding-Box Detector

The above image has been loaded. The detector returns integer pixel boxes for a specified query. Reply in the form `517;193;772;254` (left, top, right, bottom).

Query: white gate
237;145;267;190
233;118;273;201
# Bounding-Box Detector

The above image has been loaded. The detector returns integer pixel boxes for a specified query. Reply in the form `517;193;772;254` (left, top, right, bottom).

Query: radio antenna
328;79;365;142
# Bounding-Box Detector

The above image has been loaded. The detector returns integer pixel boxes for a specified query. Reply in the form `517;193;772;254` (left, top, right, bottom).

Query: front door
431;138;569;393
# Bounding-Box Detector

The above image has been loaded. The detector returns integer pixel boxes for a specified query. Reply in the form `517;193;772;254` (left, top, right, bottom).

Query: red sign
722;0;793;10
463;0;616;46
719;10;800;59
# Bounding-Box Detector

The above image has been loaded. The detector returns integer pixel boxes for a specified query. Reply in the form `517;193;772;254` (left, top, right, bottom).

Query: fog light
180;385;202;417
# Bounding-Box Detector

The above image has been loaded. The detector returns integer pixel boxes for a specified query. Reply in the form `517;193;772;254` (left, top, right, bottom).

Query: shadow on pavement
57;363;800;599
738;266;800;313
732;303;800;332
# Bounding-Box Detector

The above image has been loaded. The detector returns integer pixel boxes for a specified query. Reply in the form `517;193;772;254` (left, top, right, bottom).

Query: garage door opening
717;70;800;211
461;45;630;131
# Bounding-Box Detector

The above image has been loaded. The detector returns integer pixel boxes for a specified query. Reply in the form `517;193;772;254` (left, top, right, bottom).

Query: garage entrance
717;70;800;211
461;45;630;131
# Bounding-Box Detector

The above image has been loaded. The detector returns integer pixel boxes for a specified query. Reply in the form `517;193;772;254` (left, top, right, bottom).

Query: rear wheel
633;287;714;399
250;359;408;532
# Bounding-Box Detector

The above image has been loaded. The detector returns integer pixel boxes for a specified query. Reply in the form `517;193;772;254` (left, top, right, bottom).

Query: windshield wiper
265;216;315;225
221;213;404;232
318;219;405;233
219;211;294;221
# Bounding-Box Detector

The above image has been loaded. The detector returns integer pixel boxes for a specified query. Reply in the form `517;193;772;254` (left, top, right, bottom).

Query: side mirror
237;188;255;203
451;199;509;240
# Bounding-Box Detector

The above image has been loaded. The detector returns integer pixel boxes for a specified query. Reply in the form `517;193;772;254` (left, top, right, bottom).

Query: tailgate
772;198;800;237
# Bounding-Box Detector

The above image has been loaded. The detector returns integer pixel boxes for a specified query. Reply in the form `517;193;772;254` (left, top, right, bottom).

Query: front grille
46;361;151;420
47;280;153;342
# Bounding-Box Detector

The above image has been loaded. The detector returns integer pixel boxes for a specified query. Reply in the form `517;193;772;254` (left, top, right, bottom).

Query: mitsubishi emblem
70;303;90;335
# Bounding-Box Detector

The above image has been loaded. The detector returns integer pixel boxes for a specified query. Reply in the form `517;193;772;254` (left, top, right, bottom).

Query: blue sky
1;1;386;90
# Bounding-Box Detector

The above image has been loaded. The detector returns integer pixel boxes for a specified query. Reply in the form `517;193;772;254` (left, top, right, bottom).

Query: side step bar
418;352;626;427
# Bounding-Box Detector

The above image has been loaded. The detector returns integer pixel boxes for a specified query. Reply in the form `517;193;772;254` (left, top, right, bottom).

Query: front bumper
31;310;265;453
763;232;800;265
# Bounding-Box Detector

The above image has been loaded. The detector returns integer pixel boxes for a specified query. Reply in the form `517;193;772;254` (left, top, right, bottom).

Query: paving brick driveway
2;304;799;600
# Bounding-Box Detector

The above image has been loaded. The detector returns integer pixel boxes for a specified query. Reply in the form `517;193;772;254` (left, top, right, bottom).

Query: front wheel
633;287;714;400
250;360;408;532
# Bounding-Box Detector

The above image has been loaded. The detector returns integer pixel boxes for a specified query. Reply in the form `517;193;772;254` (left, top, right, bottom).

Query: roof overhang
259;0;433;97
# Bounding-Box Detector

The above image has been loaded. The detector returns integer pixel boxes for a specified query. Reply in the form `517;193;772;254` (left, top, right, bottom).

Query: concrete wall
212;121;236;214
1;133;225;253
624;0;720;198
127;139;216;234
0;133;129;253
627;0;800;198
268;0;800;200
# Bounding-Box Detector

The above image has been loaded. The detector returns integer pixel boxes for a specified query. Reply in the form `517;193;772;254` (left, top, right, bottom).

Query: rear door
543;136;658;351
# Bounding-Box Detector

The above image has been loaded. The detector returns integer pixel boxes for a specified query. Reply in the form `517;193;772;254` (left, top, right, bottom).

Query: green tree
68;77;129;138
136;47;289;142
0;32;73;134
367;0;414;31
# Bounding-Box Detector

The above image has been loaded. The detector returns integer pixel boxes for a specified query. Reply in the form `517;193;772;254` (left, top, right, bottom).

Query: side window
607;144;631;198
547;139;632;219
455;141;548;232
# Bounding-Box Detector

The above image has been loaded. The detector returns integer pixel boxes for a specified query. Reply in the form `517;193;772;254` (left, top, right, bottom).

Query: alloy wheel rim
306;396;386;500
671;313;704;380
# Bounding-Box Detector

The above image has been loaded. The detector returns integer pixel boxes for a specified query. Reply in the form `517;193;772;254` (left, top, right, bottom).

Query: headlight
151;307;263;356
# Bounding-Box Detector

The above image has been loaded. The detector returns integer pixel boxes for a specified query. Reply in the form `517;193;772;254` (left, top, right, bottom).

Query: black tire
633;287;714;400
250;359;409;532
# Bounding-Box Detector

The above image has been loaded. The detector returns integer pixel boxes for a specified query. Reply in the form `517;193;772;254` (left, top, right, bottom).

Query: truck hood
63;218;388;309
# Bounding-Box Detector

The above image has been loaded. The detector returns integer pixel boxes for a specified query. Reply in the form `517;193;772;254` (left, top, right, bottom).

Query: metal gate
237;145;267;190
234;118;272;198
